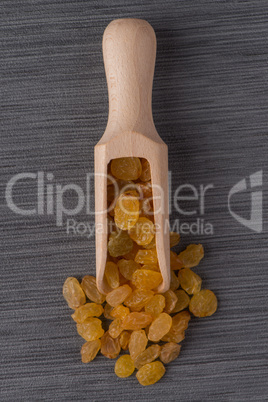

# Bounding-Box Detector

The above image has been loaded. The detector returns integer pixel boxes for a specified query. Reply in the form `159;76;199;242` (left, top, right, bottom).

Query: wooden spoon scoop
95;18;170;294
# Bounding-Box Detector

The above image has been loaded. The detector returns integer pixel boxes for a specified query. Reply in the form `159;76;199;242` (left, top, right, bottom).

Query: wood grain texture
0;0;268;401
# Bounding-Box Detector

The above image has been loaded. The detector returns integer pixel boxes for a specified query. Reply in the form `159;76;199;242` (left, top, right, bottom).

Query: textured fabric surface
1;1;268;401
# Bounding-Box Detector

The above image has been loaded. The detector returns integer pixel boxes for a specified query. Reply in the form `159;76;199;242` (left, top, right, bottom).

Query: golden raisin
114;191;140;230
189;289;217;317
122;312;153;330
139;158;151;182
63;277;86;309
170;251;184;270
141;264;160;271
131;269;162;290
111;157;142;181
71;303;104;323
129;217;155;246
171;311;191;333
103;303;114;320
114;355;135;378
100;331;121;359
162;311;190;342
118;271;129;286
108;318;123;338
143;235;156;249
80;339;101;363
117;259;140;280
119;330;131;350
172;290;190;313
170;270;180;291
122;241;141;260
81;275;105;304
169;232;181;248
108;231;133;258
136;181;152;198
139;199;154;222
104;261;120;289
76;318;104;341
128;330;148;360
161;311;190;342
110;304;130;320
161;331;185;343
144;294;165;318
134;249;158;265
106;284;132;307
134;344;161;369
178;268;202;295
124;289;154;312
160;342;181;364
163;289;178;314
136;361;165;386
148;312;172;342
178;244;204;268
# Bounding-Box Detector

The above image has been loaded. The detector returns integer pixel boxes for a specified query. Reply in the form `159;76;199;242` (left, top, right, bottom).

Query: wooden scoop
95;18;170;294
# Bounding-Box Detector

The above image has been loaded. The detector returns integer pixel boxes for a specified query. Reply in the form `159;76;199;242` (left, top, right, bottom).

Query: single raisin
122;312;153;330
189;289;217;317
148;312;172;342
71;303;104;323
81;276;106;304
108;318;123;338
63;277;86;309
141;264;160;271
178;268;202;295
76;317;104;341
136;181;152;198
134;344;161;369
163;289;178;314
114;191;140;230
161;331;185;343
170;251;184;270
106;284;132;307
129;217;155;246
110;304;130;320
100;331;121;359
114;354;135;378
103;303;114;320
136;361;165;386
160;342;181;364
128;330;148;360
122;241;141;260
170;270;180;291
172;290;190;313
178;244;204;268
131;269;162;290
111;157;142;181
124;289;154;312
108;231;133;258
171;311;191;333
104;261;120;289
139;158;151;182
80;339;101;363
119;330;131;350
134;249;158;265
144;294;165;318
117;259;140;280
169;232;181;248
161;311;190;342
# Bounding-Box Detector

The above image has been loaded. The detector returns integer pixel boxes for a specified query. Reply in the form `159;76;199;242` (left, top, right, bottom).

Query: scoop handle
102;18;157;135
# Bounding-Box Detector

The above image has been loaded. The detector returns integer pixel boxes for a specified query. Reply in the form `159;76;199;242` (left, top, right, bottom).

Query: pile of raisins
63;157;217;386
